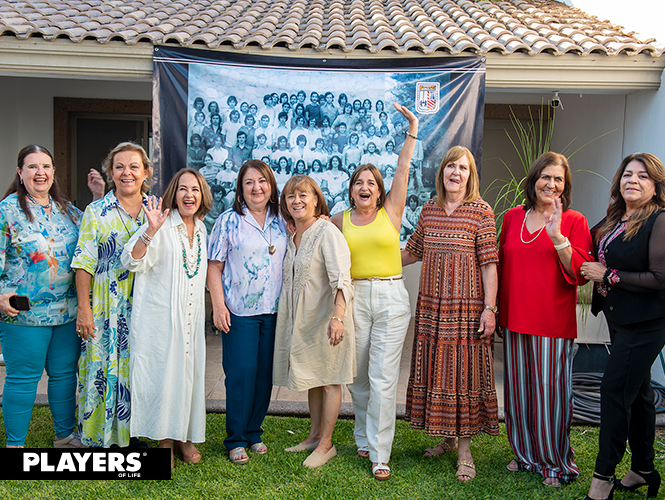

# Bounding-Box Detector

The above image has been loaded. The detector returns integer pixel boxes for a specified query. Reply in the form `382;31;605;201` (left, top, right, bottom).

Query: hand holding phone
9;295;31;311
1;293;25;317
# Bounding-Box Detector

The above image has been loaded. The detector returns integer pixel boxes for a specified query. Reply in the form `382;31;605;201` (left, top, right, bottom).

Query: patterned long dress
71;191;146;447
404;198;499;437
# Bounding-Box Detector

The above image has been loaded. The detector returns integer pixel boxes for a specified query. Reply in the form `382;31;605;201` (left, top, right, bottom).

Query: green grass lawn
1;407;664;499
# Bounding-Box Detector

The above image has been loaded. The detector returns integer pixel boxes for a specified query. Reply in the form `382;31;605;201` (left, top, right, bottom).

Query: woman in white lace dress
273;175;354;470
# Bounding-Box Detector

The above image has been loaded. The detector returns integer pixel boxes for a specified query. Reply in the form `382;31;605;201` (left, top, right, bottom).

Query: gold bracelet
331;316;344;324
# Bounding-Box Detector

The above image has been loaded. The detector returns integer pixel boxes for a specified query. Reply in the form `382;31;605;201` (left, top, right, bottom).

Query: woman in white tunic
274;175;355;469
121;168;211;468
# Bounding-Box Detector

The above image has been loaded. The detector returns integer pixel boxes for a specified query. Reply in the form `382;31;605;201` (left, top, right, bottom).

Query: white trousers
348;278;411;463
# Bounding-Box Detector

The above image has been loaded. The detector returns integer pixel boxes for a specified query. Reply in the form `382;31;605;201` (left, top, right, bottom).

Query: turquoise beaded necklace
177;225;202;279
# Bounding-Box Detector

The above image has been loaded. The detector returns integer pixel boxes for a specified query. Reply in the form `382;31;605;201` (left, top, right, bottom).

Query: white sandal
372;463;391;481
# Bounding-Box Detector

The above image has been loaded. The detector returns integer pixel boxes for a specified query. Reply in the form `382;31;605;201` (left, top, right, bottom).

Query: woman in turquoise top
72;142;151;448
0;145;83;448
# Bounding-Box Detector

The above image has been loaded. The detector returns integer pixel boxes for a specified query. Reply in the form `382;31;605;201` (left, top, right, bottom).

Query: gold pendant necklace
520;209;547;244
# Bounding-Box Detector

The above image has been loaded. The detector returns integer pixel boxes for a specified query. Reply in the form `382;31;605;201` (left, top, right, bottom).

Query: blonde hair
435;146;479;206
101;142;153;193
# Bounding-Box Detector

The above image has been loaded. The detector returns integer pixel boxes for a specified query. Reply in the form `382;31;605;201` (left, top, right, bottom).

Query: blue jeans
0;321;80;446
222;312;276;450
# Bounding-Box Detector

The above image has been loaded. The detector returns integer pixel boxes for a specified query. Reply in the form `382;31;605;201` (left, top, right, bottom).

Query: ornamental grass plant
2;407;664;499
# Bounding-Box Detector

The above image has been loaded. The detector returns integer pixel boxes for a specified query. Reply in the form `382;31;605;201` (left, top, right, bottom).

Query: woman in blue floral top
207;159;287;464
72;142;151;448
0;145;84;448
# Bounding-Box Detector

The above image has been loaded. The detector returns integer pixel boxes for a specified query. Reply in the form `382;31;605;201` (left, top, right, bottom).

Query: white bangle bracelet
554;237;570;251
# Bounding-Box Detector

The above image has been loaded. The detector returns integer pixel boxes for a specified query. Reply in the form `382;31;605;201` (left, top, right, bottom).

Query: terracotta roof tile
0;0;661;55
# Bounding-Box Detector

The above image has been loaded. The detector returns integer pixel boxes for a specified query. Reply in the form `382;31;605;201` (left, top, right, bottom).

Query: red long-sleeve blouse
497;206;593;339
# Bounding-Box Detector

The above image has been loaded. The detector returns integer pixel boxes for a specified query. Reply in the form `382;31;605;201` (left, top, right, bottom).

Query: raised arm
384;103;419;229
128;196;169;261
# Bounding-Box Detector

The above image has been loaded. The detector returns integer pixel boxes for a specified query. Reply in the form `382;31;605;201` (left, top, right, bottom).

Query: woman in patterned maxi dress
72;142;151;448
402;146;499;481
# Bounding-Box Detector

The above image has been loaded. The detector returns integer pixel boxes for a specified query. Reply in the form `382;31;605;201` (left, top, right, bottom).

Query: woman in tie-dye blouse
0;145;84;448
72;142;151;448
207;159;287;464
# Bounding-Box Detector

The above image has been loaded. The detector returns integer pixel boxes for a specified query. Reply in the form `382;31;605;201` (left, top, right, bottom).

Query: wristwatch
484;304;498;313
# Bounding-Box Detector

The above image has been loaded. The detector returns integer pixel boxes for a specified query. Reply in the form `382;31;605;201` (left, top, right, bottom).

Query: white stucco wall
624;71;665;160
482;91;628;225
0;75;151;193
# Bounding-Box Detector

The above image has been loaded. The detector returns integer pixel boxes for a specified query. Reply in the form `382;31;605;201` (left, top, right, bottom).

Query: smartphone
9;295;30;311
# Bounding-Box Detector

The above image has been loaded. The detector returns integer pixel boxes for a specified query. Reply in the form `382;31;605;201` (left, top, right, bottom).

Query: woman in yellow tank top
331;103;418;481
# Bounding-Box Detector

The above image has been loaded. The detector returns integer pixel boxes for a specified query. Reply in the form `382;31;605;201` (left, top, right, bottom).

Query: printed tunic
404;198;499;437
71;190;146;447
0;194;81;326
208;206;287;316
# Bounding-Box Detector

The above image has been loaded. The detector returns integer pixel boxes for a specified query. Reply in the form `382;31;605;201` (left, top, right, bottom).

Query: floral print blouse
208;206;287;316
0;194;81;326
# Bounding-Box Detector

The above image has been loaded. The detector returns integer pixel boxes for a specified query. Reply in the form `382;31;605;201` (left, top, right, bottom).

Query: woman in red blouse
498;152;593;486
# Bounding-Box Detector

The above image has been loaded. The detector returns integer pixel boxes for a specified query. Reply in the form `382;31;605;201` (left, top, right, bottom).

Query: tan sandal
456;459;476;481
175;441;201;464
424;438;458;457
285;440;319;452
357;446;370;459
302;445;336;469
53;432;85;448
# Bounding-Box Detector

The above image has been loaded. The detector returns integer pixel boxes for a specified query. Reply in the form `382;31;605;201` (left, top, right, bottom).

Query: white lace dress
273;218;355;391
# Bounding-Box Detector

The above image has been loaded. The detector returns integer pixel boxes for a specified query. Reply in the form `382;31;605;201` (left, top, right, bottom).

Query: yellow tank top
343;207;402;278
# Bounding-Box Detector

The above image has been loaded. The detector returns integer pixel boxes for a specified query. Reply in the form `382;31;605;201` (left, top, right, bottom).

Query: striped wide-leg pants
503;330;579;482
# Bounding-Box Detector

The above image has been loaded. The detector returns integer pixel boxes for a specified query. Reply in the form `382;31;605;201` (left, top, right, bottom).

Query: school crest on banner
152;47;485;240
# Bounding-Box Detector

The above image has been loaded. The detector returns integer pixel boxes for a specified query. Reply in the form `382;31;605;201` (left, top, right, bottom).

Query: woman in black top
581;152;665;500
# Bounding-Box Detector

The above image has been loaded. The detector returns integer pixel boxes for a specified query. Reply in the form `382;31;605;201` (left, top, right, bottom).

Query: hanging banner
152;47;485;239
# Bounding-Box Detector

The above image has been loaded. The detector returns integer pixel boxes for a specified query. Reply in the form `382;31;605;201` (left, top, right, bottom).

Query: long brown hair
595;152;665;242
161;168;213;220
232;160;280;216
524;152;572;212
3;145;76;223
435;146;479;206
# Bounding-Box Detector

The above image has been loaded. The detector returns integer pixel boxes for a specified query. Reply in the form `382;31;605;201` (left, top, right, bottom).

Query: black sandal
506;459;527;472
585;472;615;500
615;469;660;498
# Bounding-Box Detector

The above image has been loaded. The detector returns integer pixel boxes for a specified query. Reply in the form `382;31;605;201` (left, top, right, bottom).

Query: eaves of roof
1;38;663;93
